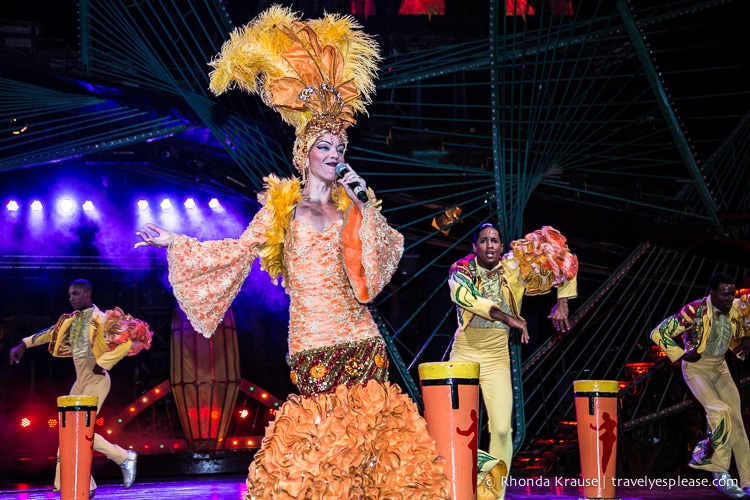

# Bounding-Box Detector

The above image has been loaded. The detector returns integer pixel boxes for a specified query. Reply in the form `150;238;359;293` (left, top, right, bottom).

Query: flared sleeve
341;202;404;303
167;205;272;337
506;225;579;297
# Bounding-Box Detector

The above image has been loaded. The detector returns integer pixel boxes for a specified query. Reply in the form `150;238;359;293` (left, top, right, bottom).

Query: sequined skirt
287;337;389;397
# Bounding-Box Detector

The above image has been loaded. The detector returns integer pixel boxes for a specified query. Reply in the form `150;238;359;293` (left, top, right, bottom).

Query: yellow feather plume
256;174;302;285
208;5;380;134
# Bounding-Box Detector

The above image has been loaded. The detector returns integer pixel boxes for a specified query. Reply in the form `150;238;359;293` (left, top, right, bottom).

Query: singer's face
473;227;503;269
308;132;345;183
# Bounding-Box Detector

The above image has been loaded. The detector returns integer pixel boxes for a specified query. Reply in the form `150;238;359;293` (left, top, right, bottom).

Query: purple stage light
31;200;43;211
208;198;220;210
184;198;196;209
160;199;172;210
82;200;95;211
6;200;19;212
59;198;75;214
137;200;149;210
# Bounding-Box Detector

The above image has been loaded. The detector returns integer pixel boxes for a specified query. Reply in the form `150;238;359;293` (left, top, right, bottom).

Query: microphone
335;163;369;203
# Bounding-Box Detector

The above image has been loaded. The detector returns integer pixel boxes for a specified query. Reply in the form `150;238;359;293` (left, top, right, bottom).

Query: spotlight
31;200;43;211
160;199;172;210
82;200;95;211
6;200;19;212
431;206;462;235
184;198;196;209
59;198;74;213
208;198;220;209
137;200;149;210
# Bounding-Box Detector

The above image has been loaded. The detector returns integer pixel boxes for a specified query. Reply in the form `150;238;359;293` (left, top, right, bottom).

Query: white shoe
120;450;137;489
712;472;748;499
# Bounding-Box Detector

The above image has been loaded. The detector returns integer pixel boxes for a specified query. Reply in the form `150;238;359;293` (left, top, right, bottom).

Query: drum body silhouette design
57;395;98;500
419;361;480;500
573;380;619;499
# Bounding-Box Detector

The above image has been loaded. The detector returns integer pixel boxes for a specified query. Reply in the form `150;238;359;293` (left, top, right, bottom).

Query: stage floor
0;475;739;499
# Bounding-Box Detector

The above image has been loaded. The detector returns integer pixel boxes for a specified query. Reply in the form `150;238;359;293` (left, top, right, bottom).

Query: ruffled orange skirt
246;380;451;499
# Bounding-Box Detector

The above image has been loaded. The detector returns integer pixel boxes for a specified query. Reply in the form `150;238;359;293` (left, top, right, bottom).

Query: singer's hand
135;223;175;249
336;164;369;205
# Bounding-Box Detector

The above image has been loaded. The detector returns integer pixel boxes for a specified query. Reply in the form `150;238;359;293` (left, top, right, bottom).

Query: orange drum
573;380;619;499
57;395;98;500
419;362;480;500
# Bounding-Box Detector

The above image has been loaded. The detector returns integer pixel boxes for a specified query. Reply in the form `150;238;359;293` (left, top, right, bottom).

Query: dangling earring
302;159;309;183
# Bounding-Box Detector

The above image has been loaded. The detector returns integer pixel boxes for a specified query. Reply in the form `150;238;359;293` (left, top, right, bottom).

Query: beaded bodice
285;219;379;355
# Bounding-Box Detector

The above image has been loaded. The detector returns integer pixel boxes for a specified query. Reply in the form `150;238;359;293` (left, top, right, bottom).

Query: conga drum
573;380;619;499
57;395;98;500
419;361;480;500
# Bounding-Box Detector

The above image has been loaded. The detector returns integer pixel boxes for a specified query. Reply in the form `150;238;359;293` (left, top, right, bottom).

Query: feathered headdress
208;5;381;174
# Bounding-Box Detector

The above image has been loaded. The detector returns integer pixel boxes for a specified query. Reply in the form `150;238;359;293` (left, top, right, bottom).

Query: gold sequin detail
375;353;385;368
310;364;328;379
345;359;364;377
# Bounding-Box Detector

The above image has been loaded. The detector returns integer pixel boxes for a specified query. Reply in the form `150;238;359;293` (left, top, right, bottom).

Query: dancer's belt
288;337;389;396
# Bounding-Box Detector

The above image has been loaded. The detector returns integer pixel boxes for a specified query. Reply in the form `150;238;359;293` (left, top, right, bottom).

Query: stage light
59;198;75;213
239;409;249;419
21;418;31;428
184;198;196;209
31;200;43;211
431;206;462;235
82;200;95;211
160;199;172;210
6;200;19;212
137;200;149;210
208;198;220;209
48;419;58;428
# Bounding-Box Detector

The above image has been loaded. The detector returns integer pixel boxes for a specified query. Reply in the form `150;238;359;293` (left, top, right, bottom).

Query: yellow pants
683;355;750;487
449;327;513;473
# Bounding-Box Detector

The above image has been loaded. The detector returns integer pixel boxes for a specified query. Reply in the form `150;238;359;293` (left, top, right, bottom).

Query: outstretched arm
9;342;26;364
134;223;175;249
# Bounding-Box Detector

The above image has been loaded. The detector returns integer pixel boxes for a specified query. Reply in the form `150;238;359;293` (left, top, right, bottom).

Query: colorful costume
448;226;578;487
651;293;750;486
196;9;450;496
20;305;152;491
166;176;450;498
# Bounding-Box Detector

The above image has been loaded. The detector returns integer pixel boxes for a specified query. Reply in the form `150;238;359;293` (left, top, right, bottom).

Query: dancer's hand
9;342;25;364
548;298;570;332
506;316;529;343
490;307;529;343
134;223;174;249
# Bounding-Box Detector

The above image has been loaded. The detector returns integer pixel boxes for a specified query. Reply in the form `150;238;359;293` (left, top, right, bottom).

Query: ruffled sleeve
102;307;154;356
506;225;578;297
341;202;404;303
167;205;272;337
738;295;750;331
